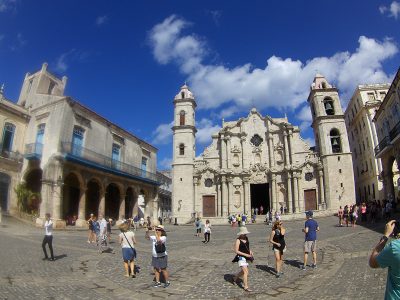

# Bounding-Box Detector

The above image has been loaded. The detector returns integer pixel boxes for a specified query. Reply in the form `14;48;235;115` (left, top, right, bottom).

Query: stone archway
24;168;42;213
125;187;136;219
62;173;81;224
105;183;121;220
86;179;101;219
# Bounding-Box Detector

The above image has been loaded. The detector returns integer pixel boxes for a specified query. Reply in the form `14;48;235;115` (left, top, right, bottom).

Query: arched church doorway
105;183;120;220
250;183;269;214
86;179;101;218
0;172;11;211
62;173;80;223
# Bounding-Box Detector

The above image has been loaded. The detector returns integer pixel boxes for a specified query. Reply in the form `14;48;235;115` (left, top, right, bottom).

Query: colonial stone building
344;84;391;203
1;63;161;227
172;74;356;223
373;68;400;204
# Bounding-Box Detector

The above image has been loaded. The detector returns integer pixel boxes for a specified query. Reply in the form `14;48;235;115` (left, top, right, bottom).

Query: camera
392;221;400;238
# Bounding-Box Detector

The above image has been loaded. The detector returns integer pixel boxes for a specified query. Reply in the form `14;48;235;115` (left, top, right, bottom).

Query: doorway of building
304;189;317;211
250;183;269;214
203;195;216;217
0;172;10;212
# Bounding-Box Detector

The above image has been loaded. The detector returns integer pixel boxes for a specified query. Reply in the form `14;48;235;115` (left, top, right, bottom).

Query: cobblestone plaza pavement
0;215;390;299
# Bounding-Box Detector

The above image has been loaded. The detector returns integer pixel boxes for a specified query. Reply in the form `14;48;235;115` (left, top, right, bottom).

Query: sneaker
153;282;161;288
275;273;281;278
300;265;306;270
42;257;49;261
279;271;284;275
49;258;55;261
164;281;170;288
311;264;317;269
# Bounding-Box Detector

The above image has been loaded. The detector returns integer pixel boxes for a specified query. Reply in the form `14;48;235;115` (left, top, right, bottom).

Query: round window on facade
204;178;213;187
250;134;263;147
305;172;314;181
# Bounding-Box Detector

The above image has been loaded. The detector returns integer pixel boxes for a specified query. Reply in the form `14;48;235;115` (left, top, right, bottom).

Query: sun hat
237;226;250;236
156;225;165;231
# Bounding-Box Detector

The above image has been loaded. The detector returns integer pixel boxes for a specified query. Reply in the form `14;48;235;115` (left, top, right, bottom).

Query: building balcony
24;143;43;160
389;120;400;143
374;136;392;158
0;144;23;163
60;142;160;185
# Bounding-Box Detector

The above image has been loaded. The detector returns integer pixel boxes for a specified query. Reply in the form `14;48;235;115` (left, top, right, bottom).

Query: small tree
14;183;40;214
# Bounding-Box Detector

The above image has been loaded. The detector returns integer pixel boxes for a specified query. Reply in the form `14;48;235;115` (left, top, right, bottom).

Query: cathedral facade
172;75;356;223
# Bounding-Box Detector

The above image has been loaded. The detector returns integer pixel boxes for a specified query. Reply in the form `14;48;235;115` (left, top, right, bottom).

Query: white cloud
152;121;173;145
159;157;172;169
9;33;26;51
54;49;89;73
0;0;16;12
219;105;240;119
304;137;315;147
149;16;398;113
96;15;108;26
196;118;221;144
380;1;400;19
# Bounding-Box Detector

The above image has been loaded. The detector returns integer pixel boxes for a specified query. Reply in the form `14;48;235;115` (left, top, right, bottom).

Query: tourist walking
146;225;170;288
269;221;286;277
42;213;55;261
343;205;349;227
87;213;95;243
232;226;253;292
119;223;137;278
301;211;319;270
195;217;202;237
107;218;112;243
361;203;367;222
338;206;344;227
203;219;211;243
351;205;358;227
369;220;400;299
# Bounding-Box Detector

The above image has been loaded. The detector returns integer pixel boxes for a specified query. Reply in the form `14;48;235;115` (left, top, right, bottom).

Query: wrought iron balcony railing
24;143;43;159
60;142;160;184
389;120;400;142
374;136;390;156
0;144;23;163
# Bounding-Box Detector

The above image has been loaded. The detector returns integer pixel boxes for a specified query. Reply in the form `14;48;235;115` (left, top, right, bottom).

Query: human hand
276;243;281;247
384;220;396;237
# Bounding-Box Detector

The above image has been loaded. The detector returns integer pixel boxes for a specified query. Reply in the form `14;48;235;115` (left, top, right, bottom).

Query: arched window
181;92;185;99
179;111;185;126
1;123;16;153
324;98;335;115
321;82;327;89
330;129;342;153
179;144;185;155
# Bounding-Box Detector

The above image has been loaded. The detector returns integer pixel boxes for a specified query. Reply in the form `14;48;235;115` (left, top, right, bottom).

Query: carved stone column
271;173;277;211
217;178;222;216
75;188;87;227
193;177;200;217
318;168;326;210
221;176;227;216
283;131;290;167
221;135;227;169
119;193;126;220
243;177;250;214
297;174;304;212
293;174;299;212
98;191;105;217
287;129;293;165
226;136;231;169
227;176;233;214
240;135;246;168
268;136;275;168
287;173;293;213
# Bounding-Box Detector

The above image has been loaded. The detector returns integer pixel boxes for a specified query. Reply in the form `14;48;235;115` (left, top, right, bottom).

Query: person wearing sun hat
301;210;319;270
231;226;254;292
146;224;170;288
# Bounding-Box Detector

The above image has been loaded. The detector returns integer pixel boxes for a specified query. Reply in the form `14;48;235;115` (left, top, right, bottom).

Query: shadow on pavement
283;259;302;269
255;264;276;275
54;254;67;260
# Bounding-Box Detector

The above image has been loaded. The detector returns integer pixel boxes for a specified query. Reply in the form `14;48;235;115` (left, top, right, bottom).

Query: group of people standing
230;210;319;292
194;218;212;243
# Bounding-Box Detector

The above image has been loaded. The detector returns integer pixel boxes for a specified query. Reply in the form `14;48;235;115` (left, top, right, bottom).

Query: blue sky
1;0;399;170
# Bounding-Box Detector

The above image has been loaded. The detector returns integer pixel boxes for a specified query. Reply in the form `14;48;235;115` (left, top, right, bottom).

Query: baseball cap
305;210;313;217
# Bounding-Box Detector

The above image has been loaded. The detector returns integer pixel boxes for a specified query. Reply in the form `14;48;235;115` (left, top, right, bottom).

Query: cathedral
172;74;356;224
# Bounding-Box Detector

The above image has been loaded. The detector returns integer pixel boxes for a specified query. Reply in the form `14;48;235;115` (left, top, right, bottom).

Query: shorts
122;248;136;261
304;240;317;253
152;255;168;270
196;228;201;233
273;246;286;254
238;256;249;268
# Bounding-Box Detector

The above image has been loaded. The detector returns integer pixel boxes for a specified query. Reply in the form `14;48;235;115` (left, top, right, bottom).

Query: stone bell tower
171;84;197;223
308;74;355;210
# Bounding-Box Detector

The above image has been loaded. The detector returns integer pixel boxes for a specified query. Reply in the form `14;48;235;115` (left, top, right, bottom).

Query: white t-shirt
119;231;135;249
150;236;167;257
44;220;53;236
99;218;107;235
204;223;211;233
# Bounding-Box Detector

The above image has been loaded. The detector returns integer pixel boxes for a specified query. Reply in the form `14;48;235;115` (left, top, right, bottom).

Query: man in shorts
301;210;319;270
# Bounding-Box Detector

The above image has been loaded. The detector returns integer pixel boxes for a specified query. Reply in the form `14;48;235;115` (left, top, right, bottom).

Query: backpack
155;240;166;253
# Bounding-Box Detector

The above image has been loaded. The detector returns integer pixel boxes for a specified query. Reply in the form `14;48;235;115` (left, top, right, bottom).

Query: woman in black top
269;221;286;277
232;226;253;292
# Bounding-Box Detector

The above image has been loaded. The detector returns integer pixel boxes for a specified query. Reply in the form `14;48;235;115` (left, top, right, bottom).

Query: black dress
272;229;286;254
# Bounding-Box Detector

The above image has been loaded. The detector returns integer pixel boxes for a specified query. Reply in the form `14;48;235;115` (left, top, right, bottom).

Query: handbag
155;240;166;253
